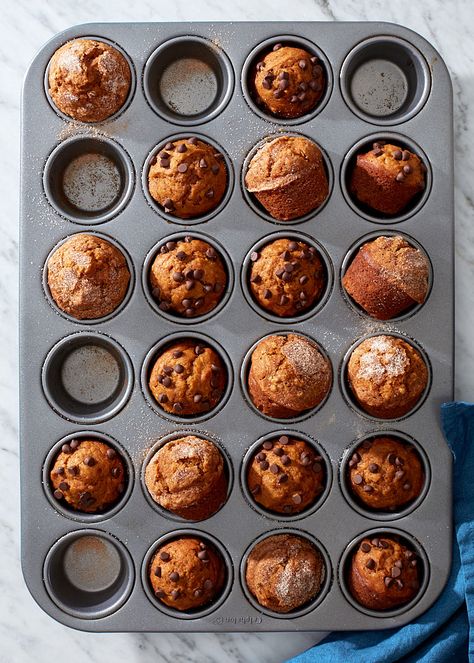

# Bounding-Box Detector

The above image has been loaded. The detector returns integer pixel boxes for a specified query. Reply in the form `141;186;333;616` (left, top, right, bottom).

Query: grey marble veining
2;0;473;661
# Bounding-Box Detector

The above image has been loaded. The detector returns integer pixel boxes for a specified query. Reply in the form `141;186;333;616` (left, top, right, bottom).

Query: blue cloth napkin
287;402;473;663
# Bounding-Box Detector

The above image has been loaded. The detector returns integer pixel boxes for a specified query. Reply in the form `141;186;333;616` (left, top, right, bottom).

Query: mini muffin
149;340;226;416
347;335;428;419
247;434;325;514
245;534;325;613
145;435;227;520
350;142;426;216
248;333;331;418
252;43;325;119
348;536;421;610
342;235;430;320
48;38;131;122
249;238;326;317
47;233;130;319
50;438;125;513
148;137;227;219
149;237;227;317
149;537;226;611
347;437;425;511
245;135;329;221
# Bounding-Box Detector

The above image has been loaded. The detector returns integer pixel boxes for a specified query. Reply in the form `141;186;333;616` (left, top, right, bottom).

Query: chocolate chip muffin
145;435;228;520
149;537;226;611
245;135;329;221
347;437;425;511
245;534;325;613
149;237;227;317
50;438;125;513
252;43;325;119
247;434;325;514
148;137;227;219
347;335;428;419
48;38;131;122
342;235;430;320
248;333;331;418
47;233;130;320
149;340;227;416
348;536;421;611
349;142;426;216
249;238;326;317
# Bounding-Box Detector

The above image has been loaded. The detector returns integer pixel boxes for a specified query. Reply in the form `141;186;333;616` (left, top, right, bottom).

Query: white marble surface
2;0;473;661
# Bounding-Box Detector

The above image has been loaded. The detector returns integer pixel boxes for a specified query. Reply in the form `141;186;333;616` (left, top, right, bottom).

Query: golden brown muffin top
358;142;425;188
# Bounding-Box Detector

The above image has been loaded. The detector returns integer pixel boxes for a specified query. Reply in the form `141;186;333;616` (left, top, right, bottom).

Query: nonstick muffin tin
20;21;453;632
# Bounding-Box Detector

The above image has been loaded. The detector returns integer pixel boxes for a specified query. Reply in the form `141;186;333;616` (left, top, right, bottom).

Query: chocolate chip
158;394;168;404
178;163;188;173
158;301;170;312
197;550;209;561
395;470;405;480
68;466;79;476
165;142;175;151
373;149;383;157
159;551;170;561
188;136;198;145
262;78;271;90
363;484;373;493
312;462;322;473
211;163;220;175
61;444;72;454
392;149;402;160
194;588;203;598
270;463;279;474
394;560;403;568
353;474;363;485
273;89;283;99
256;452;266;462
192;269;204;281
69;439;80;450
259;460;269;470
177;143;187;153
182;298;193;308
278;71;289;80
395;456;404;466
55;466;65;476
204;579;213;591
361;542;371;553
106;448;116;461
169;571;179;582
154;566;162;578
166;242;176;252
366;558;376;570
170;589;180;600
396;171;406;182
403;164;412;175
299;82;307;92
273;447;283;457
278;79;289;91
362;440;372;450
292;493;302;505
155;590;166;599
298;275;309;286
298;59;307;69
279;295;289;306
263;289;272;300
410;559;417;567
163;197;174;211
111;467;121;478
195;345;204;355
263;441;273;451
402;150;411;161
185;280;194;291
290;95;298;103
368;463;379;473
250;484;260;496
206;247;216;259
83;456;96;467
172;349;183;359
384;577;393;588
172;271;184;283
278;473;289;485
204;283;214;292
193;394;202;404
404;550;414;560
284;263;294;273
403;482;411;490
173;402;183;412
396;579;404;589
162;377;172;388
309;79;321;91
387;453;396;464
279;435;289;445
250;251;259;262
380;540;389;549
391;566;401;578
273;43;282;51
160;158;170;168
53;489;63;500
371;538;380;547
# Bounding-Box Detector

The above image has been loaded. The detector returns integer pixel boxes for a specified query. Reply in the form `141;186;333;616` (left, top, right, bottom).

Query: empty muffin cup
43;135;134;224
144;36;234;125
42;332;134;424
340;35;431;124
43;529;134;619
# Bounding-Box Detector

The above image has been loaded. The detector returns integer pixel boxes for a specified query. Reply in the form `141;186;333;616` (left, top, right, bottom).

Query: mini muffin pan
20;22;453;632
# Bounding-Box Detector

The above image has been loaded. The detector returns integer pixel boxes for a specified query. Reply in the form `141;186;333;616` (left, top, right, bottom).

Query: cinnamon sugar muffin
245;135;329;221
48;38;131;122
248;333;332;418
245;533;325;613
348;535;421;610
342;235;430;320
145;435;227;520
347;335;428;419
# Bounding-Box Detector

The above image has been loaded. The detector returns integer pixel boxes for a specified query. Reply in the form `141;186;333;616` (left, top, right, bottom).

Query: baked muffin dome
50;438;125;513
149;537;226;611
248;333;331;418
348;535;421;610
245;135;329;221
149;340;227;416
48;38;131;122
148;137;227;219
349;142;426;216
249;238;326;317
149;237;227;317
347;335;428;419
342;235;430;320
252;44;325;118
47;233;130;320
145;435;227;520
245;533;325;613
247;434;325;514
347;436;425;511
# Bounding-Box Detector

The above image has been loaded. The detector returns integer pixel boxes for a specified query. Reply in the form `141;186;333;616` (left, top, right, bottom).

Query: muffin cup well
141;331;233;424
241;230;333;324
241;430;332;521
142;132;234;225
42;331;134;425
340;332;432;422
44;35;136;124
340;132;432;224
42;231;135;325
141;430;233;522
43;529;134;619
339;431;431;521
43;134;135;224
43;431;134;523
340;35;431;125
340;230;433;322
240;528;332;619
242;133;333;225
143;36;234;125
338;527;429;618
141;529;233;619
142;231;234;324
241;35;333;125
240;331;333;424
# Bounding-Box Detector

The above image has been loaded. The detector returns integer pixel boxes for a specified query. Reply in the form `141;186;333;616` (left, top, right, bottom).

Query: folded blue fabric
287;402;473;663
